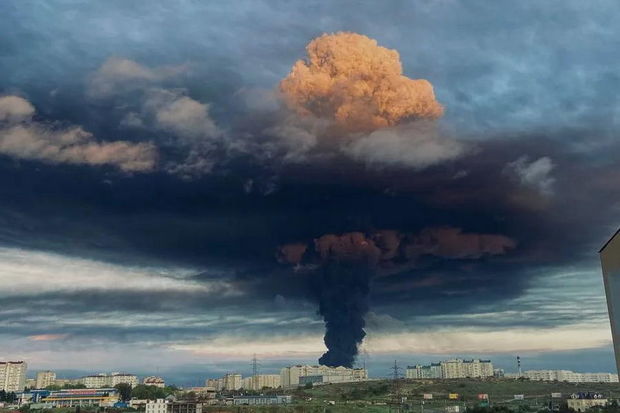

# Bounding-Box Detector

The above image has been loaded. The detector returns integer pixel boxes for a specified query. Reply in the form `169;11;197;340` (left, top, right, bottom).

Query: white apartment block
80;373;139;388
145;399;169;413
110;373;139;388
280;365;368;388
241;374;280;390
36;371;56;389
0;361;27;392
406;359;494;379
522;370;619;383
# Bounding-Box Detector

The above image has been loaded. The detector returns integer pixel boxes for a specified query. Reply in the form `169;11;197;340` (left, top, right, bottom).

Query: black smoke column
317;259;371;367
313;233;380;367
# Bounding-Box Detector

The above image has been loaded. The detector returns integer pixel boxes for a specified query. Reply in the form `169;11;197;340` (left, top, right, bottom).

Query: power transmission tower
390;360;403;413
251;354;260;391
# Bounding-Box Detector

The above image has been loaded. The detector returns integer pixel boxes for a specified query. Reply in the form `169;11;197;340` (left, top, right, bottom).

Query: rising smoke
279;228;515;367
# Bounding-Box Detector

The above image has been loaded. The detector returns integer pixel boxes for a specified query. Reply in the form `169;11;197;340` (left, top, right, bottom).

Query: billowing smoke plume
314;233;379;367
278;227;515;367
280;32;443;133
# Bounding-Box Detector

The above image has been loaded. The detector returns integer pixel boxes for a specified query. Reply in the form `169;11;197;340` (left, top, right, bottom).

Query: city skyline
1;0;619;378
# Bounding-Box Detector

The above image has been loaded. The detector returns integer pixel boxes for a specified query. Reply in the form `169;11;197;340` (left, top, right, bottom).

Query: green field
3;378;618;413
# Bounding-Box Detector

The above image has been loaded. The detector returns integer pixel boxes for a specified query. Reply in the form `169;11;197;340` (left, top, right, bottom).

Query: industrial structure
601;228;620;375
406;359;494;379
40;388;119;408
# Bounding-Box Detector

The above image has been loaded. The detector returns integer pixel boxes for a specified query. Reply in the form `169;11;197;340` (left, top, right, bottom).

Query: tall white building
0;361;27;392
406;359;493;379
601;228;620;375
36;371;56;389
280;365;368;388
522;370;618;383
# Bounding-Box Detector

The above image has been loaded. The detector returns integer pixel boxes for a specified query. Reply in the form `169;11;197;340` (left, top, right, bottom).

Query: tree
131;385;167;400
115;383;132;402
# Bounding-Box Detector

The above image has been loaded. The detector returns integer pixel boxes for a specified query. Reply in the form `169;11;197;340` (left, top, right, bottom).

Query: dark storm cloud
1;0;619;365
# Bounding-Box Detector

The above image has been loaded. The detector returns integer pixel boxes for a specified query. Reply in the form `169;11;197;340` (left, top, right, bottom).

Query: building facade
145;398;169;413
222;373;242;391
41;388;119;407
280;365;368;388
80;373;138;388
35;371;56;389
406;359;493;379
0;361;27;392
601;228;620;375
522;370;618;383
233;395;291;405
143;376;165;388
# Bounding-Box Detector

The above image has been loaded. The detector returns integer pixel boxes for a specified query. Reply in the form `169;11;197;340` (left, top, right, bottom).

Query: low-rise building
0;361;27;392
41;388;119;407
233;395;291;405
568;398;608;412
168;400;205;413
36;371;56;389
145;398;169;413
143;376;166;388
130;399;150;410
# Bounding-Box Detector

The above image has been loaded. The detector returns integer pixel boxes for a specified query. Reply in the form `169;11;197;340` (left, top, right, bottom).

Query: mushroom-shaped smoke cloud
280;32;444;133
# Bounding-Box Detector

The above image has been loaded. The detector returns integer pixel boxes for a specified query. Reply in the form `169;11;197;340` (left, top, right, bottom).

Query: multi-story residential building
280;365;368;388
223;373;242;391
80;373;138;388
143;376;165;388
110;373;139;388
36;371;56;389
522;370;619;383
240;374;281;390
406;359;494;379
81;375;110;388
601;228;620;375
406;363;442;379
205;378;223;391
145;398;169;413
0;361;27;392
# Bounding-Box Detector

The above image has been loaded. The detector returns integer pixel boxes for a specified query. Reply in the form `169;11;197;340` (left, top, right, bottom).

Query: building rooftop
599;227;620;253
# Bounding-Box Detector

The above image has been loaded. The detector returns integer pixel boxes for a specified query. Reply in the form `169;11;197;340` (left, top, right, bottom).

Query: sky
0;0;619;384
